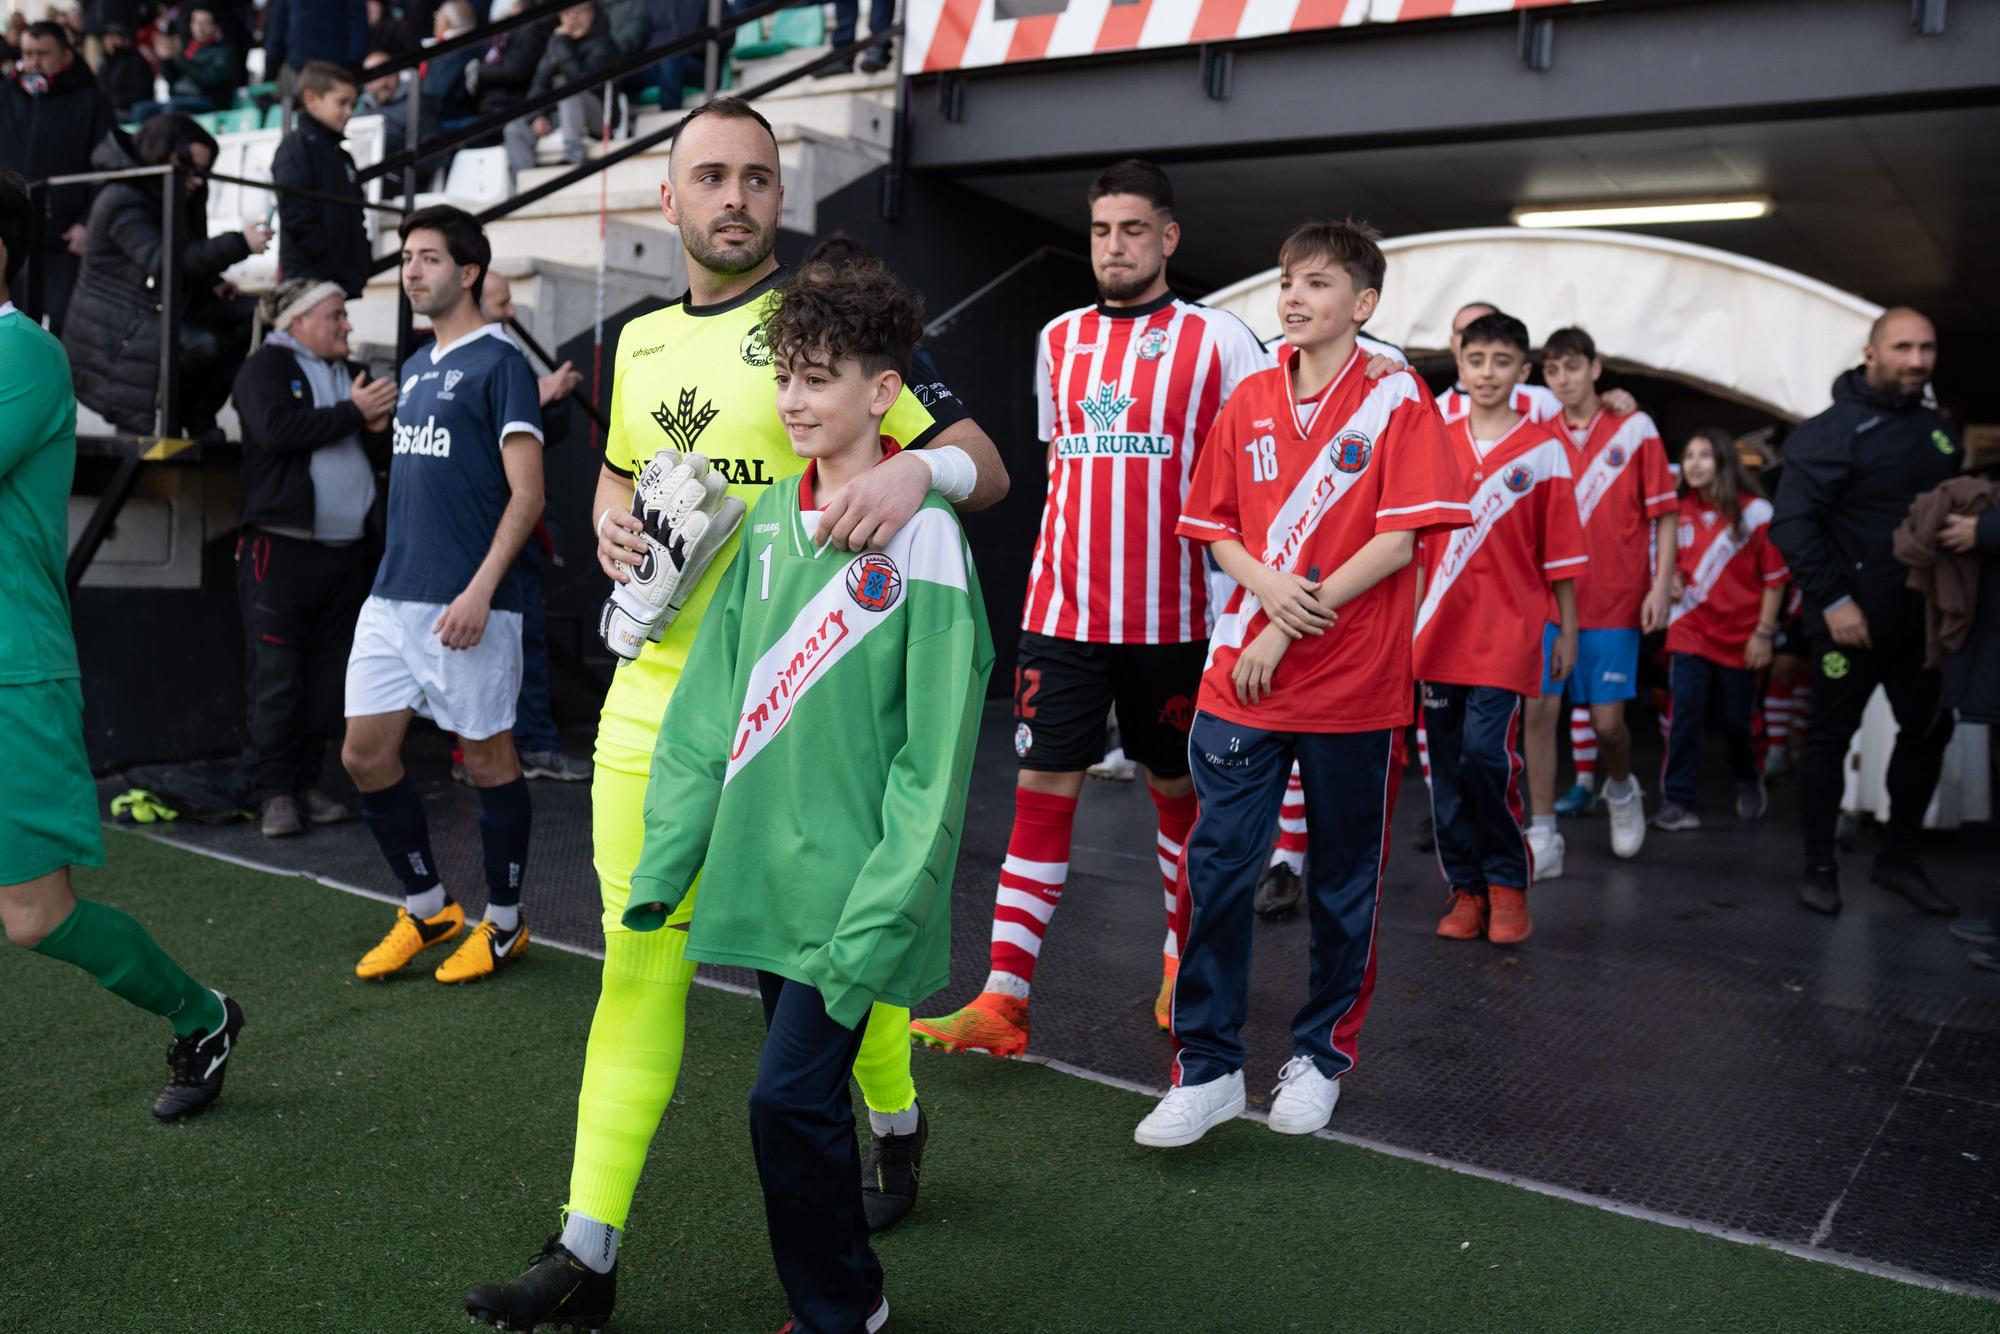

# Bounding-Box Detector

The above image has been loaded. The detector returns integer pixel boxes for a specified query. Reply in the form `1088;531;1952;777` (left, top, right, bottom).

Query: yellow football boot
356;901;465;980
434;919;529;984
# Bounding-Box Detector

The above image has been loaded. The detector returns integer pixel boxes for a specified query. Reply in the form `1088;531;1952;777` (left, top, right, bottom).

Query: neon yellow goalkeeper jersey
596;267;962;764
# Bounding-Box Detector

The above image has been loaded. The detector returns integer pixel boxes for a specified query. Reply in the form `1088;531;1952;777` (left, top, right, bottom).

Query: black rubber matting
115;702;2000;1294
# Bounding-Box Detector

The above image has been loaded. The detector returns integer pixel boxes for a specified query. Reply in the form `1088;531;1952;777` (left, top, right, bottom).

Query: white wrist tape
914;444;976;504
596;507;616;540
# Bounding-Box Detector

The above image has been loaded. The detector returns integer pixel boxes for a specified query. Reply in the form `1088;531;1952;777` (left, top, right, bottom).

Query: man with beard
1771;307;1962;918
912;159;1269;1058
464;96;1008;1333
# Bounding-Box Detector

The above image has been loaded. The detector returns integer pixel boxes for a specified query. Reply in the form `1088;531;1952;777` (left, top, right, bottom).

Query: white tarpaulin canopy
1200;227;1884;424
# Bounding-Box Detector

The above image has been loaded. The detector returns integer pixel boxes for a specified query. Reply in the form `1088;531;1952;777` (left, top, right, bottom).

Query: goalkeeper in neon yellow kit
464;98;1007;1332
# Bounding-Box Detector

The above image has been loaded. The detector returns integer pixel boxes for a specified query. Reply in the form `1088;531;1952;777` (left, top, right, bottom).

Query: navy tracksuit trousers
1421;684;1529;893
1171;710;1398;1089
750;973;880;1334
1661;652;1758;810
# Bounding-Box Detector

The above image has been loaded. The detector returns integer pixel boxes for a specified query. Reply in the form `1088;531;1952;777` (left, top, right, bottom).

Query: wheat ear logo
652;387;720;452
1078;381;1135;434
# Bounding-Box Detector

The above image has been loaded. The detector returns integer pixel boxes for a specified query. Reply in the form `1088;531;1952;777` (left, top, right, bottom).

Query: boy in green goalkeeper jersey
624;259;992;1333
0;171;245;1122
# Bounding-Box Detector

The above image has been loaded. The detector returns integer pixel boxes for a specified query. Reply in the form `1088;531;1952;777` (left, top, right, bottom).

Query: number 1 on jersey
758;543;773;601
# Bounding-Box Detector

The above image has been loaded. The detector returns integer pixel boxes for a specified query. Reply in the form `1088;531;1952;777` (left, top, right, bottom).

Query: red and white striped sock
1760;689;1792;766
1151;787;1198;968
1569;706;1597;789
1416;718;1432;789
1269;761;1307;873
984;788;1078;999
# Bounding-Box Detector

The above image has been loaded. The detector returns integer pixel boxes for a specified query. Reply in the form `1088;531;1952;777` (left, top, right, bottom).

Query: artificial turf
2;830;1996;1334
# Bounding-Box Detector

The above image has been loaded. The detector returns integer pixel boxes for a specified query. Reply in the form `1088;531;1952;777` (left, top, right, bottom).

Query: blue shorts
1541;624;1640;704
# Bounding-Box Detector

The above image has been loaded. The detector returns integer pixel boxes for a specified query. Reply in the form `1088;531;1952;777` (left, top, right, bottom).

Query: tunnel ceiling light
1510;197;1774;229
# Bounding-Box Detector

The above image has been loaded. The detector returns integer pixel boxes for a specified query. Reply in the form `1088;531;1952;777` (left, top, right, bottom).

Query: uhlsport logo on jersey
846;553;903;613
653;386;720;453
393;416;452;457
741;325;773;367
1331;429;1373;474
1502;464;1534;494
1136;328;1171;361
1060;381;1174;459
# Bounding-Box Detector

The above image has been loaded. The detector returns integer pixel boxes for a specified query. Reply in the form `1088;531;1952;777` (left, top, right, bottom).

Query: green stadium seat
262;103;287;128
733;6;826;61
214;107;262;135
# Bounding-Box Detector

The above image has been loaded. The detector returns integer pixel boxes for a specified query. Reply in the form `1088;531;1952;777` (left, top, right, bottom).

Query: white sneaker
1267;1055;1340;1135
1607;785;1647;859
1087;746;1137;782
1526;825;1565;882
1134;1069;1246;1148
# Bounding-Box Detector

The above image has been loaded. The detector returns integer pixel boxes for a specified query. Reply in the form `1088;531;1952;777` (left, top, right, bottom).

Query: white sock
406;886;446;920
981;970;1031;1000
1531;814;1557;833
1269;847;1305;873
1604;775;1638;802
484;902;521;933
560;1211;619;1274
869;1103;921;1136
1573;773;1596;793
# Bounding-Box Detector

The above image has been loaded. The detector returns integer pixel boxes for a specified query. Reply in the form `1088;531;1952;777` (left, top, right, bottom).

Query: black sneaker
465;1235;616;1333
1871;859;1957;916
1253;860;1302;920
1799;866;1841;916
859;40;894;73
1415;814;1436;854
861;1102;927;1233
1971;945;2000;974
1949;912;2000;946
151;992;245;1121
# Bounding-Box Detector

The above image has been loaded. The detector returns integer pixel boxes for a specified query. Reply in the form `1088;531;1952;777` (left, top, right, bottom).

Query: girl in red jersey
1654;429;1790;830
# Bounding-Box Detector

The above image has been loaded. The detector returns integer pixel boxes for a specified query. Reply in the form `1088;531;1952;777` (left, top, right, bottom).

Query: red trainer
1487;886;1532;944
1435;890;1488;941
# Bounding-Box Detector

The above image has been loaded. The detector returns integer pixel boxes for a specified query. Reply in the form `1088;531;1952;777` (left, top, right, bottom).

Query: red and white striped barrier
906;0;1601;74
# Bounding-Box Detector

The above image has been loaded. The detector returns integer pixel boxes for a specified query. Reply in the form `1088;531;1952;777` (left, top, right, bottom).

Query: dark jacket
603;0;653;55
0;59;119;246
469;21;554;118
63;137;252;434
162;36;239;112
96;46;156;118
1770;368;1965;645
264;0;370;74
272;113;369;297
527;9;622;103
1941;508;2000;724
232;340;390;533
423;42;482;125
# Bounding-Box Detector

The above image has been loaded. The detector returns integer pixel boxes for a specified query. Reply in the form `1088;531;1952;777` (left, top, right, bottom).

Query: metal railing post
704;0;723;100
397;68;422;374
25;183;47;325
157;165;183;438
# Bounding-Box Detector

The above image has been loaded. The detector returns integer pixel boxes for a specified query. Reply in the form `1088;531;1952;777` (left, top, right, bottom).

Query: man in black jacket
0;21;118;336
272;61;371;297
231;278;398;836
94;24;155;121
1771;307;1963;918
503;3;619;175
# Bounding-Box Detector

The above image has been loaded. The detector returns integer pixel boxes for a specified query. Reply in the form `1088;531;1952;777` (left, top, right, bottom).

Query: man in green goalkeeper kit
0;171;246;1121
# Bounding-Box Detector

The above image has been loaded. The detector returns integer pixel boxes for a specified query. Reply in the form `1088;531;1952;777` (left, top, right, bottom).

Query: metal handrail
363;0;573;82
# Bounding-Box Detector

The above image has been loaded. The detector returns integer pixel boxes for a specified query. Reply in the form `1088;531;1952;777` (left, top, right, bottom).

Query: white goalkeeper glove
598;450;747;661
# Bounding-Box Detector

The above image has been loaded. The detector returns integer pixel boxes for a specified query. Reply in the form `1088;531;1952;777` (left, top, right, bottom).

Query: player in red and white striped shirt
911;160;1269;1059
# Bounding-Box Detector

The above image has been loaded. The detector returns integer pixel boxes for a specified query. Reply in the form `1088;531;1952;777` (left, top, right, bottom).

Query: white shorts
345;595;524;740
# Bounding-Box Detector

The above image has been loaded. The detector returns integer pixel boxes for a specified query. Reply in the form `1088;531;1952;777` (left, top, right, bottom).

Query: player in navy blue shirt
340;206;546;986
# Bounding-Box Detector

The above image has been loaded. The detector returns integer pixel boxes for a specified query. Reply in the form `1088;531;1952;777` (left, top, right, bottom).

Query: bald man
1771;308;1962;917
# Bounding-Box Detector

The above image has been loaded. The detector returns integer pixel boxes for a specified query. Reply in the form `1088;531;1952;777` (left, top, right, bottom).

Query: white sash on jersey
1669;499;1772;627
1571;414;1649;527
1414;436;1566;637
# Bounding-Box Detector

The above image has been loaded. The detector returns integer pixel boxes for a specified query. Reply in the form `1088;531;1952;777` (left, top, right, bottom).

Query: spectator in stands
231;278;397;837
94;23;154;120
3;13;28;64
0;20;117;336
504;2;618;175
464;4;553;125
367;0;421;57
265;0;369;100
135;6;239;118
63;115;271;434
422;0;483;125
359;49;405;111
642;0;706;110
828;0;896;75
272;61;371;298
601;0;650;56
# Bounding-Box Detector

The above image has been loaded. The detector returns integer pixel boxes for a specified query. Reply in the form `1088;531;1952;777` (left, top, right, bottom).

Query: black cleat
151;992;244;1121
1871;859;1957;916
1799;866;1842;917
1415;815;1436;854
862;1102;927;1233
1950;912;2000;946
466;1235;615;1332
1253;860;1303;921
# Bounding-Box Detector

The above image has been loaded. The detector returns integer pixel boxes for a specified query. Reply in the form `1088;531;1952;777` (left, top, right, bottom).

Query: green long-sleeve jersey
624;477;994;1029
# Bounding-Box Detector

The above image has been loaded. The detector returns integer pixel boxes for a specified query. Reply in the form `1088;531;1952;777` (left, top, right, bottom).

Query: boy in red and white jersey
1133;219;1467;1148
1436;301;1640;426
912;160;1270;1058
1522;326;1678;876
1414;312;1587;947
1655;428;1789;831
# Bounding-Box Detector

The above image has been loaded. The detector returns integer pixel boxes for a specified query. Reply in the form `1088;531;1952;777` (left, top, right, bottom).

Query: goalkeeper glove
599;450;747;660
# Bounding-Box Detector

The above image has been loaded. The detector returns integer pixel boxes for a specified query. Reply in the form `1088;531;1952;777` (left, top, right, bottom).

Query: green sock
32;899;226;1038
